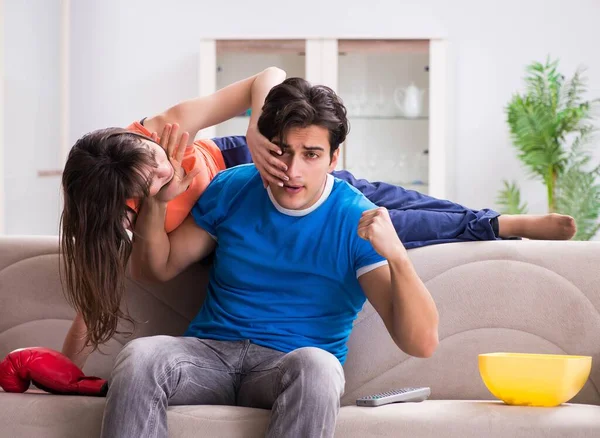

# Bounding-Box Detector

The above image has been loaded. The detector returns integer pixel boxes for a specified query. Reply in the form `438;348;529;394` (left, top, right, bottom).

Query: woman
60;71;577;369
60;67;289;367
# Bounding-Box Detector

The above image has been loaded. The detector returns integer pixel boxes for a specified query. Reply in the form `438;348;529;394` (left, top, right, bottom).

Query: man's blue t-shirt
185;164;387;364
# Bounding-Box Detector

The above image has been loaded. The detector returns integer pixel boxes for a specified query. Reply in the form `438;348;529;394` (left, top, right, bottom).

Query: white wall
4;0;62;235
0;0;4;234
4;0;600;234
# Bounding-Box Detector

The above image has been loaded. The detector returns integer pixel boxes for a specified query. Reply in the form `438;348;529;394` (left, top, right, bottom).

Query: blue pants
212;136;501;249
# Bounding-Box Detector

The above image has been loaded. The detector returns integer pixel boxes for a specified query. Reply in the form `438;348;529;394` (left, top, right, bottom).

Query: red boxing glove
0;347;107;396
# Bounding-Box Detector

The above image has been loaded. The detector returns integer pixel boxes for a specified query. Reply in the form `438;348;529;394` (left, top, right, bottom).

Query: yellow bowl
478;352;592;407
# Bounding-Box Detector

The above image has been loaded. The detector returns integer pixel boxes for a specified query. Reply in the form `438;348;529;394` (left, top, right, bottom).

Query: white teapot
394;83;426;118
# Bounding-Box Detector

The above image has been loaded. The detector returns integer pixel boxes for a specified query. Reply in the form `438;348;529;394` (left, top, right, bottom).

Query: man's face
269;125;339;211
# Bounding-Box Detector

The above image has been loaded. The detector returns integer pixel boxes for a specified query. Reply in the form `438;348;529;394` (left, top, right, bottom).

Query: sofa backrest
1;236;599;406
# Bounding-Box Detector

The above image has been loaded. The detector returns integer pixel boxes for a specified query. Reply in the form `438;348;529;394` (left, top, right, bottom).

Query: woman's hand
151;124;200;203
246;124;289;188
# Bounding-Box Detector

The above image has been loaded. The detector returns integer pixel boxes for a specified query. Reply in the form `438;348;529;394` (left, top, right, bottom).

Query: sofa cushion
1;391;599;438
2;238;600;406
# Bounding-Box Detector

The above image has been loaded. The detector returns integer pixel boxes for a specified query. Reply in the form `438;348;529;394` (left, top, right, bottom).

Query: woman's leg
331;170;501;248
211;136;254;168
497;214;576;240
211;136;575;246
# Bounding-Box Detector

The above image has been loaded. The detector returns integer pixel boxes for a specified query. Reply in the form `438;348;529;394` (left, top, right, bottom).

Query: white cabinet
336;40;430;192
198;38;452;199
201;39;307;143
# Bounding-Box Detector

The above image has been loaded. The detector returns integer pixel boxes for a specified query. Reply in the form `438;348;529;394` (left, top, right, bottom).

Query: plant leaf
555;161;600;241
496;180;529;215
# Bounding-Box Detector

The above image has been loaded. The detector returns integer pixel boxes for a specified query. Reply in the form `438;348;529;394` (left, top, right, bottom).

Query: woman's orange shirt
125;121;226;233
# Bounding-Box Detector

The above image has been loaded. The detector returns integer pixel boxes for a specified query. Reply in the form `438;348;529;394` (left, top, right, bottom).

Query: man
100;78;439;438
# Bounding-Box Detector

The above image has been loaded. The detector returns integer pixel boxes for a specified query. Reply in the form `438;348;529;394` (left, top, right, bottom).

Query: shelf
341;178;429;192
370;182;429;192
229;116;428;121
361;180;428;188
338;39;429;55
215;39;429;55
37;169;63;177
217;39;305;54
348;116;428;120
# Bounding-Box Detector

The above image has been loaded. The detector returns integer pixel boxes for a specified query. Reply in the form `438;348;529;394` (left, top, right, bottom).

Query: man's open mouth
283;184;303;194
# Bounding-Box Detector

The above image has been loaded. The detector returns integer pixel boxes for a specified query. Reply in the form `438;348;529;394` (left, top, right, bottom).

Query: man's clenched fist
357;207;407;261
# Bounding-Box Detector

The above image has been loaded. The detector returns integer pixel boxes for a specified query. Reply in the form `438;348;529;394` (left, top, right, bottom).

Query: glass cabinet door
213;39;306;138
198;37;448;198
337;40;430;193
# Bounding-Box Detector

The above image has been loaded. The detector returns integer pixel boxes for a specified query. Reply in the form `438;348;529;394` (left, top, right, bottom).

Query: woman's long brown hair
60;128;157;350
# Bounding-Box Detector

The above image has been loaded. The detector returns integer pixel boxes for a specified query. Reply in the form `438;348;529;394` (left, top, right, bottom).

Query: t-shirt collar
267;174;334;217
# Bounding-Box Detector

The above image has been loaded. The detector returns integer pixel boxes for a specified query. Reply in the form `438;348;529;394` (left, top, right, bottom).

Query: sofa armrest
343;240;600;406
0;236;75;358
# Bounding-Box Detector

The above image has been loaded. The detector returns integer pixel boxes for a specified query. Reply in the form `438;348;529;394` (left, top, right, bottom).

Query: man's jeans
100;336;345;438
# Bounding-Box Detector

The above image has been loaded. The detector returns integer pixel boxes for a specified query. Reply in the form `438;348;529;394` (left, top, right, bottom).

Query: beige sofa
1;235;599;437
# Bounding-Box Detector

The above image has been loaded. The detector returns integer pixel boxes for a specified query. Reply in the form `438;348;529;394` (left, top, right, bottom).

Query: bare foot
497;214;577;240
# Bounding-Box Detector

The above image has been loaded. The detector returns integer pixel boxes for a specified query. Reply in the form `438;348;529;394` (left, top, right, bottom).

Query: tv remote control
356;387;431;407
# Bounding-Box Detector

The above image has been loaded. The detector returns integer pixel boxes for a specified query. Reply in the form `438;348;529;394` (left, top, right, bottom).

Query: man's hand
246;124;288;188
151;123;201;203
358;207;407;261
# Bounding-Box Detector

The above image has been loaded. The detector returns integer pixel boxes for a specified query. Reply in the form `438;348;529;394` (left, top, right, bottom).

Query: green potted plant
497;58;600;240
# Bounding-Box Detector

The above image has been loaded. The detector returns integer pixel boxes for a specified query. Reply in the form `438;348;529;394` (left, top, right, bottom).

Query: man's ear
328;148;340;172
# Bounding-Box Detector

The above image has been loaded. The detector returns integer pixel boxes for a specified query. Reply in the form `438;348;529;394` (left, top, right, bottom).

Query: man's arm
359;260;439;358
144;67;286;140
357;208;439;358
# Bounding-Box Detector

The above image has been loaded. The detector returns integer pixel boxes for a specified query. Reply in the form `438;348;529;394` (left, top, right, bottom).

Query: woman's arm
143;67;286;141
61;312;93;369
130;124;216;283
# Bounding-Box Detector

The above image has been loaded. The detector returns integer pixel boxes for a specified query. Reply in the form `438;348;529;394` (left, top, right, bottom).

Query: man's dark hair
257;77;349;158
